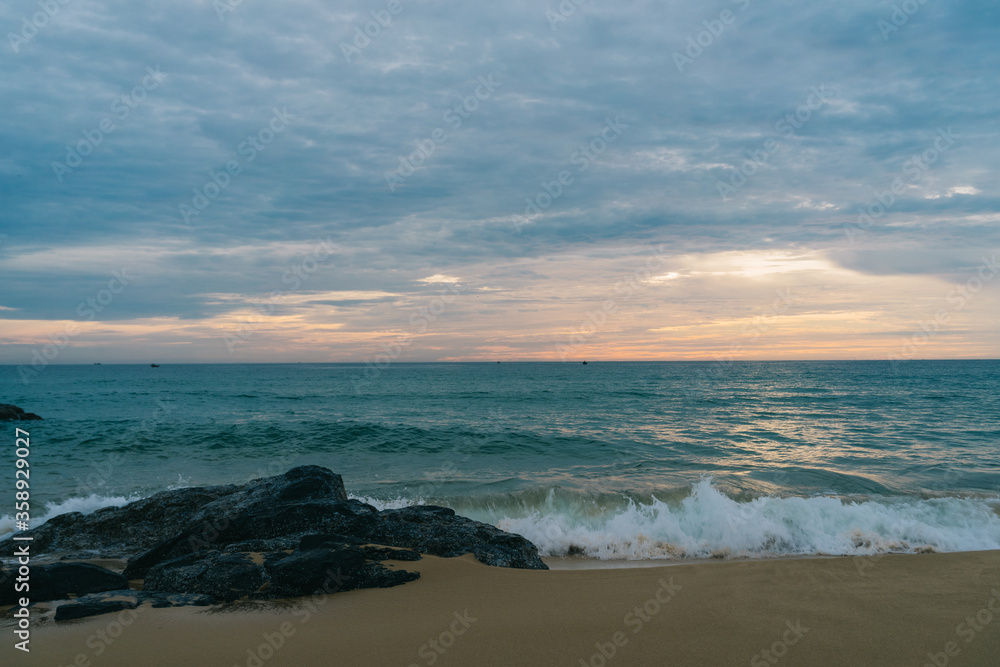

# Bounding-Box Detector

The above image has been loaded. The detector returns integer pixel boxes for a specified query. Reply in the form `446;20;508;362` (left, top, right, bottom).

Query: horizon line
2;358;999;366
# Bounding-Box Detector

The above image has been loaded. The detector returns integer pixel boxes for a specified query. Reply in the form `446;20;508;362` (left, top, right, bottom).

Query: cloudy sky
1;0;998;364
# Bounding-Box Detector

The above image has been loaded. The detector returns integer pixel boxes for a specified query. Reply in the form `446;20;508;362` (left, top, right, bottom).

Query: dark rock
122;498;378;579
24;485;239;557
54;590;216;621
55;598;138;621
35;563;129;602
125;494;544;578
364;505;547;569
0;404;42;420
146;591;217;608
27;466;350;559
143;552;271;602
264;546;420;598
1;563;126;604
144;546;418;602
265;547;366;597
298;533;366;549
26;465;546;606
298;534;422;562
188;465;348;523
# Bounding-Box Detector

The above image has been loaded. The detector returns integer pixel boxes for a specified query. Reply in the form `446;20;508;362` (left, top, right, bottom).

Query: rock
366;505;547;569
143;546;418;602
119;497;379;579
24;465;546;607
123;494;544;579
0;563;127;605
24;485;239;557
267;547;418;596
55;597;138;621
146;591;218;608
189;465;349;521
144;551;271;602
25;466;349;558
0;404;42;420
299;534;423;561
33;563;129;602
54;590;216;621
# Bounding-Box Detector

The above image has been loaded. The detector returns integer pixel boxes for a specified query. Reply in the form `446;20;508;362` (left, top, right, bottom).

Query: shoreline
543;552;846;570
5;549;999;666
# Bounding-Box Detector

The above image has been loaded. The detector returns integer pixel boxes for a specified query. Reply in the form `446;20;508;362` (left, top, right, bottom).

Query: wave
443;479;1000;560
7;481;1000;561
0;494;141;539
350;494;427;510
505;481;1000;559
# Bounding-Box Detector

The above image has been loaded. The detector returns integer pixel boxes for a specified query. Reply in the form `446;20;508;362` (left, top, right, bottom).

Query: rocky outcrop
24;466;546;570
24;485;239;556
368;505;547;569
34;563;125;603
123;498;545;579
54;590;216;621
0;404;42;420
1;562;127;605
14;466;546;619
143;542;420;602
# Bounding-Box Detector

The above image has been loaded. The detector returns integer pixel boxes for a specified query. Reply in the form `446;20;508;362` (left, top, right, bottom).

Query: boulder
122;498;378;578
298;534;422;561
55;597;139;621
24;485;239;557
54;590;216;621
123;494;545;578
143;546;418;602
25;466;350;558
143;552;271;602
0;404;42;420
20;465;546;616
1;563;126;604
33;563;128;602
367;505;548;569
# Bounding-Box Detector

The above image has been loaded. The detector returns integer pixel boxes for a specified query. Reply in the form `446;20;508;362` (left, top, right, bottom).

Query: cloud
0;0;997;361
417;274;461;284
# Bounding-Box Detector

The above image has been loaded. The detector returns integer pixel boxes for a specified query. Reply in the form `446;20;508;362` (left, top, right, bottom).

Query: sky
1;0;998;365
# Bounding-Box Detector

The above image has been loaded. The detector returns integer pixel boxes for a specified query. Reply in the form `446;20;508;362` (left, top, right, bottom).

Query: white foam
0;494;141;539
6;481;999;561
350;494;427;511
485;479;1000;559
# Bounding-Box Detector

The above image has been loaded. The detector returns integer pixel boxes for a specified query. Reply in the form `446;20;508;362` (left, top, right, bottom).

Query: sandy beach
5;549;999;666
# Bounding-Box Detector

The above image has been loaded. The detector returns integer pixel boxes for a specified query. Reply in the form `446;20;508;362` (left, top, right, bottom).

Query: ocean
2;361;999;560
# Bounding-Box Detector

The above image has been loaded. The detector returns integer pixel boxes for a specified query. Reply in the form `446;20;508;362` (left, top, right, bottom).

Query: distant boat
151;364;160;368
582;361;588;365
93;363;101;365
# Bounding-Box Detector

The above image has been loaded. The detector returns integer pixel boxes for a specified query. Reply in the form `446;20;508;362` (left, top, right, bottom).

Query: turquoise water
2;361;999;559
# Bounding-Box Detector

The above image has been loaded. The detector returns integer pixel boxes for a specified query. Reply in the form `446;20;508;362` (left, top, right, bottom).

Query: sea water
2;361;998;559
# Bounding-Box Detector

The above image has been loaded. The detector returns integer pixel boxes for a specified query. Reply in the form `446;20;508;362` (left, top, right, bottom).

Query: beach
4;0;999;660
3;362;1000;664
6;550;999;666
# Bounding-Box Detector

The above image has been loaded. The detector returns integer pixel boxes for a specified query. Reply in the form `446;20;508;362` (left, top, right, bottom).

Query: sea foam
6;480;999;560
0;494;140;539
483;479;1000;559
